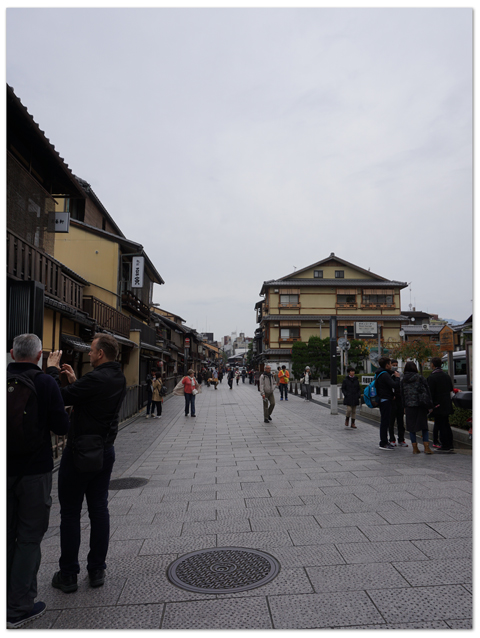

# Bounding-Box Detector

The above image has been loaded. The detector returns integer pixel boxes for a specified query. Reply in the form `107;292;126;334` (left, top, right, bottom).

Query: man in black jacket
7;334;70;628
375;357;400;450
427;357;454;453
389;359;408;447
46;333;126;593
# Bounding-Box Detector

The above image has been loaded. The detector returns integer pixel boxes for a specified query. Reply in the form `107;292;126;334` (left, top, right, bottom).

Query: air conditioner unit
422;324;430;331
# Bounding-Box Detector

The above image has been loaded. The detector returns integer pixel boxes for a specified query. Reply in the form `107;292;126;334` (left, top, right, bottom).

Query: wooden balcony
361;303;396;310
279;337;301;342
121;290;150;320
336;303;358;309
7;229;83;309
83;296;130;338
278;303;301;309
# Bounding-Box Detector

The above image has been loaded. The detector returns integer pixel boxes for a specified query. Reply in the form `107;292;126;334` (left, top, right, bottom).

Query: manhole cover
109;477;149;490
167;547;280;593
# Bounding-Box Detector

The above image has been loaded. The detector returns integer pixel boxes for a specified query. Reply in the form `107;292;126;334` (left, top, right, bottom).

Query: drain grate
167;547;280;594
109;477;149;490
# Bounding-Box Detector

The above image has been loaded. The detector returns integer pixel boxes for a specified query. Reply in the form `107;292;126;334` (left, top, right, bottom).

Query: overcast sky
6;6;473;341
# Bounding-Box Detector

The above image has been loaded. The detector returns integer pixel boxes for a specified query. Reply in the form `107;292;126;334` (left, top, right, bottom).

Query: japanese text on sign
131;256;144;288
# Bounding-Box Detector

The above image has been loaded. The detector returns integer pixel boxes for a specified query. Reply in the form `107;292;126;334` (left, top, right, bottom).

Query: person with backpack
341;367;361;428
46;333;126;594
7;334;70;629
374;357;400;450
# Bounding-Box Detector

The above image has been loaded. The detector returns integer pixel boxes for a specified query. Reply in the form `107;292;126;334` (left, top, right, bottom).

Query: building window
335;270;344;278
337;294;356;304
362;294;393;305
280;294;299;305
280;328;300;338
314;270;323;278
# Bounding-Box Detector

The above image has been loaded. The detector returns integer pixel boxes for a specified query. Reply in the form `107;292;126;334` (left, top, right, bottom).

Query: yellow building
255;253;408;369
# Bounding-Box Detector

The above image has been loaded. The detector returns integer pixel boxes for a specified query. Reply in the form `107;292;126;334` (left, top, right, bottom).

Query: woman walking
341;367;361;428
400;361;434;454
151;373;163;418
182;369;199;417
145;372;154;418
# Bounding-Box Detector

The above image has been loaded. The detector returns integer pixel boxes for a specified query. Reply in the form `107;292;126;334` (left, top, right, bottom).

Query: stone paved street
32;381;472;629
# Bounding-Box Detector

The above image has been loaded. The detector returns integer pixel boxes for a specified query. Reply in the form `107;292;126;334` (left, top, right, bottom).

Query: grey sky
6;7;473;341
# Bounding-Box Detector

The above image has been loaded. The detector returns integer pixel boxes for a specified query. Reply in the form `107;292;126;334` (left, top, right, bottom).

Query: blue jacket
7;362;70;477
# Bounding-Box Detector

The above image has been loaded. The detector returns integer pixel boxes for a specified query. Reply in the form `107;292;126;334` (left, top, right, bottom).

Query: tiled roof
262;315;408;322
262;279;407;287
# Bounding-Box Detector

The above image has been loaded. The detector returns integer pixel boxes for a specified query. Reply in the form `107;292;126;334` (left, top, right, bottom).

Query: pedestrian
249;369;255;384
7;334;70;628
427;357;455;453
218;369;223;383
341;367;360;428
46;333;126;593
228;368;234;389
145;372;154;418
182;369;199;417
278;365;290;401
388;359;408;447
260;364;278;423
374;357;401;450
151;373;163;418
241;368;247;383
212;368;219;389
235;369;240;385
400;361;434;454
301;366;312;401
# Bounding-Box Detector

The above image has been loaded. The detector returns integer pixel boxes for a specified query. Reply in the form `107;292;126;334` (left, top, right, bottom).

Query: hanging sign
131;256;144;288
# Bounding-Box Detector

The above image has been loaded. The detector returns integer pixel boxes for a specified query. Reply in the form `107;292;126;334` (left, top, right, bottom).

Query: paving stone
367;585;472;623
313;511;391;528
250;515;321;532
411;538;472;559
162;597;272;629
331;621;450;629
216;530;294;548
336;540;429;564
290;526;368;546
181;519;252;535
52;604;164;629
110;523;183;541
306;562;410;592
216;567;313;599
140;534;216;555
425;521;472;538
268;590;385;629
267;544;346;567
357;523;443;542
392;558;472;587
445;618;473;629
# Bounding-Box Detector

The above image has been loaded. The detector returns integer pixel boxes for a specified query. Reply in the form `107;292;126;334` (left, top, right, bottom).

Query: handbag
192;389;199;395
173;380;185;396
72;434;106;473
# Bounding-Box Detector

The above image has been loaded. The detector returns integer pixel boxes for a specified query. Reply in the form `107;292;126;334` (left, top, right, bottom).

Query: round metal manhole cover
167;547;280;594
108;477;149;490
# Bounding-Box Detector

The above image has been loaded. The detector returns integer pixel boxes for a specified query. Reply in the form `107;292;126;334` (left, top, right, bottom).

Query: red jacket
182;376;198;394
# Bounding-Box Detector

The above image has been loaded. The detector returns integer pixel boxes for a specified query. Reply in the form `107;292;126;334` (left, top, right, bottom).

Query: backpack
160;384;167;397
363;370;386;408
7;369;45;457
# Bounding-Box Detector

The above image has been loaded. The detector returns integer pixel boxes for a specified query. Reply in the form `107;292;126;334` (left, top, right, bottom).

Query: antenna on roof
293;266;297;271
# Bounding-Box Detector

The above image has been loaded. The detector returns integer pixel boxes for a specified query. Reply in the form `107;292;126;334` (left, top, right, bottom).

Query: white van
441;351;468;391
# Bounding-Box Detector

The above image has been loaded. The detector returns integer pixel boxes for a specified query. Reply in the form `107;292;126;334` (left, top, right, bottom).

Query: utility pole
330;316;338;415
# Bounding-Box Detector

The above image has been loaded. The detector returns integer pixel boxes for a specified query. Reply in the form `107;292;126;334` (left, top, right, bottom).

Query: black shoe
268;416;272;421
264;419;269;423
7;601;47;628
191;415;196;417
52;570;78;593
436;447;455;454
88;569;105;588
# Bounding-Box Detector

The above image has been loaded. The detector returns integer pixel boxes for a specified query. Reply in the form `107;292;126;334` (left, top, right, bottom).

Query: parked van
441;350;468;391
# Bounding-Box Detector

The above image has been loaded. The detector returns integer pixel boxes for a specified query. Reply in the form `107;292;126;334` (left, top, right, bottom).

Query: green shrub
449;406;472;431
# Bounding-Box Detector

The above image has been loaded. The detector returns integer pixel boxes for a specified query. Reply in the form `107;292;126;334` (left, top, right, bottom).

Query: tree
307;336;330;379
389;339;442;373
246;342;254;367
291;341;309;379
345;339;370;369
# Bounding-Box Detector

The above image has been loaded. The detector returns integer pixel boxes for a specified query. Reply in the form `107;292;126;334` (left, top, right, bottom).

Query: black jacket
47;361;126;447
401;372;433;409
374;367;399;401
342;375;361;406
427;368;454;416
8;362;70;477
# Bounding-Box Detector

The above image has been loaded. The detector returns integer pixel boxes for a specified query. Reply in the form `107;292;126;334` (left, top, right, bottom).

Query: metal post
377;329;381;363
344;328;348;368
330;317;338;415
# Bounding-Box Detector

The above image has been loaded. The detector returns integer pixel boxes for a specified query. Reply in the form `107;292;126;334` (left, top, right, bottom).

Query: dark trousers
304;384;312;400
7;473;52;619
379;400;392;446
185;393;196;415
389;402;405;442
434;414;453;449
58;445;115;575
279;384;288;399
228;379;233;389
146;394;152;415
152;400;162;416
433;421;441;445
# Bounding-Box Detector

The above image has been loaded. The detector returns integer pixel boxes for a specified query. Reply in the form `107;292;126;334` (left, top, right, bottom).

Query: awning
113;334;139;348
140;342;166;354
61;334;91;352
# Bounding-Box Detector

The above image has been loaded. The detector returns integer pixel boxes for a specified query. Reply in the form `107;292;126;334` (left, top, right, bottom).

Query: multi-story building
255;253;408;370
